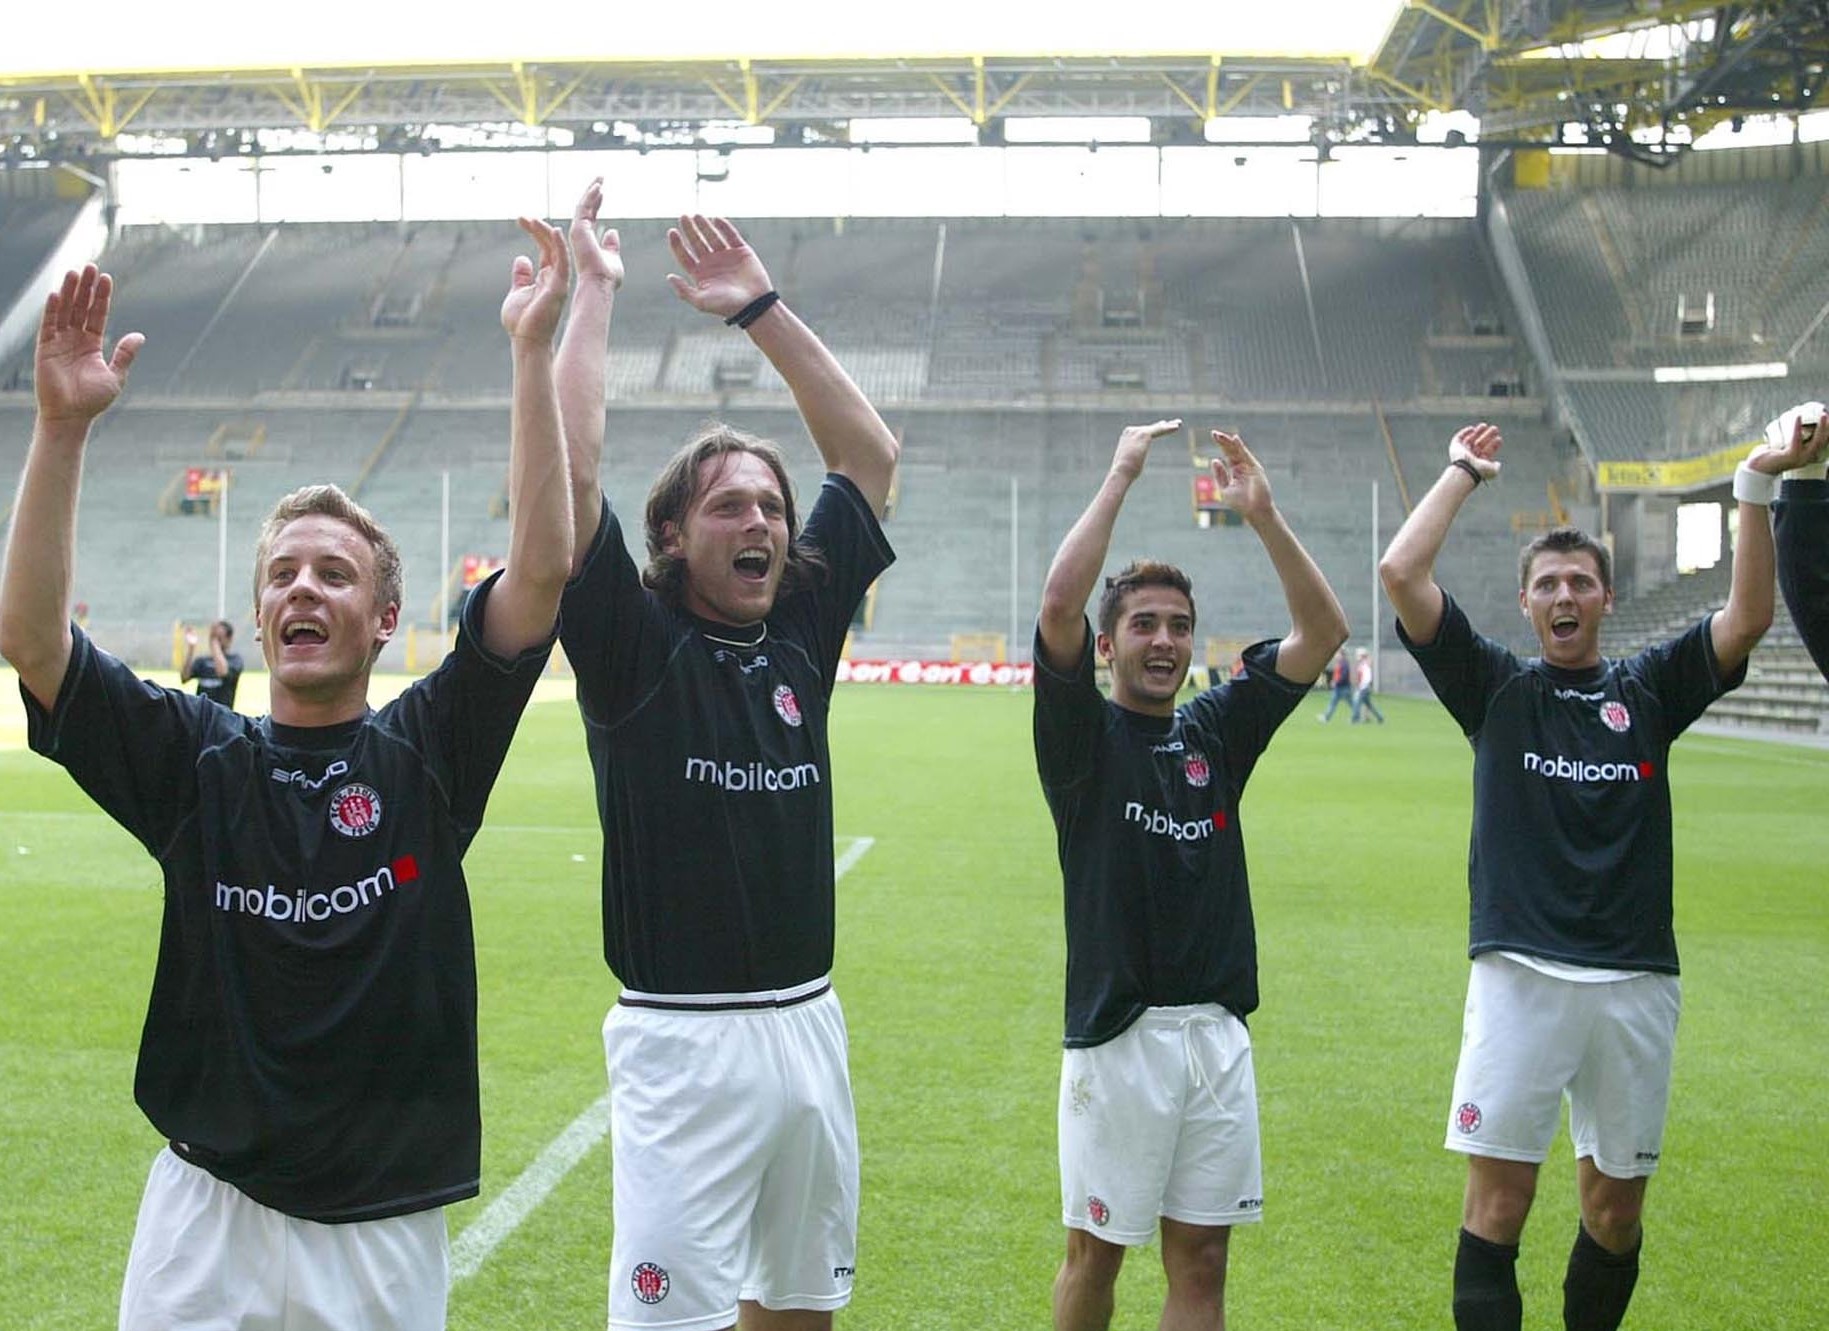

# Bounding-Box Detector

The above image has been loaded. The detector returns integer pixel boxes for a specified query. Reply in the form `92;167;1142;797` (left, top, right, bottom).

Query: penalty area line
450;833;876;1284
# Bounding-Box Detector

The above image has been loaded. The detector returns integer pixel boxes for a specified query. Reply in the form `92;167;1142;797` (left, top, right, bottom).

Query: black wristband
726;290;780;330
1449;457;1484;486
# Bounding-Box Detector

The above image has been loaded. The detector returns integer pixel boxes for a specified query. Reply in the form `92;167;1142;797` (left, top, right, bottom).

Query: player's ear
660;520;682;556
374;602;400;646
1095;632;1115;663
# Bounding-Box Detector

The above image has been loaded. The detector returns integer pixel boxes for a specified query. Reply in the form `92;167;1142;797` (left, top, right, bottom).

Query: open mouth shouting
733;546;773;583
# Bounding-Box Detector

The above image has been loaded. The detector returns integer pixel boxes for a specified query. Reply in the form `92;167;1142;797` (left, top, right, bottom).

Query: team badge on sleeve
1183;752;1211;788
1454;1102;1483;1134
328;784;383;838
1598;701;1631;734
631;1262;671;1305
772;684;803;727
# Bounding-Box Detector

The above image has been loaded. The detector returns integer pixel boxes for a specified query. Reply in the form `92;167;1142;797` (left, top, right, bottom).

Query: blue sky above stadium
10;1;1408;74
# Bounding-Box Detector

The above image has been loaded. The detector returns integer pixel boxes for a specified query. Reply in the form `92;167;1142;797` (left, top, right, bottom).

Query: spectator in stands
553;181;897;1331
180;618;244;710
0;227;571;1330
1317;648;1352;721
1349;645;1384;724
1035;419;1347;1331
1765;403;1829;679
1379;420;1799;1331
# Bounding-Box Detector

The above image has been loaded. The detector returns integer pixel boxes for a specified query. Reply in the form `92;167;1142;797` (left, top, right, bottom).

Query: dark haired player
553;181;897;1331
1379;421;1805;1331
1034;419;1347;1331
180;617;244;709
0;224;572;1329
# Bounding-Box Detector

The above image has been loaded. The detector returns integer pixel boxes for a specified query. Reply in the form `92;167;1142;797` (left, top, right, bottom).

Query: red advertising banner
461;554;505;588
838;659;1035;686
185;467;227;499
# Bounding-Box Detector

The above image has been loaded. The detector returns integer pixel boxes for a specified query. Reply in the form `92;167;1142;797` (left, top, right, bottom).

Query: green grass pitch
1;680;1825;1328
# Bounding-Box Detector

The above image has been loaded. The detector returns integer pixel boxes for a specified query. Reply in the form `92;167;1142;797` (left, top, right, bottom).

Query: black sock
1563;1223;1640;1331
1454;1228;1523;1331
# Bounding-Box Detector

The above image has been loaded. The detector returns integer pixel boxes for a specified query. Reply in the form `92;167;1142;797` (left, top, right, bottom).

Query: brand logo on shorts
1087;1195;1111;1227
773;684;803;727
1599;701;1631;733
1183;751;1211;788
1455;1102;1483;1134
631;1262;670;1305
1237;1196;1264;1211
328;783;382;837
1635;1149;1660;1163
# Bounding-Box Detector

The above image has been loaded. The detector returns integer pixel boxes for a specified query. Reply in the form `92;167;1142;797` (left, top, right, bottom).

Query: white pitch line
450;834;877;1284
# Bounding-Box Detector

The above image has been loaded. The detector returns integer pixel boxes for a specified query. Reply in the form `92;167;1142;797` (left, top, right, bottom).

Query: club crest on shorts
1087;1195;1111;1227
1454;1102;1483;1134
631;1262;670;1305
772;684;803;727
327;784;382;838
1598;701;1631;734
1183;751;1211;788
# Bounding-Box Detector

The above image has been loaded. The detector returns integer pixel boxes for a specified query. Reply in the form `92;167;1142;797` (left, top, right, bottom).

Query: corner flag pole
1370;480;1380;687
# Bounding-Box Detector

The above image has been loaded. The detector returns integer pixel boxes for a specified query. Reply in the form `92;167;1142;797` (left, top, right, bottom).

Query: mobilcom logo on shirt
1124;801;1225;841
214;855;421;923
683;757;823;792
1521;751;1654;783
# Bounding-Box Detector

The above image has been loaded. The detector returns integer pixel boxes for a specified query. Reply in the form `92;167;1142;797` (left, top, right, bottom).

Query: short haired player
0;226;572;1329
1378;419;1808;1331
553;181;897;1331
1034;420;1347;1331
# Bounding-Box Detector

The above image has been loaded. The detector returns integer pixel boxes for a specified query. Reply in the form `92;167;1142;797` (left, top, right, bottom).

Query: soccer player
180;617;244;709
0;224;572;1330
1378;420;1807;1331
1034;419;1348;1331
553;182;898;1331
1764;403;1829;679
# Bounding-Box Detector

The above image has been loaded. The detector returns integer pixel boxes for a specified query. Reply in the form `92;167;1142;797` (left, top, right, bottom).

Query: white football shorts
1445;952;1681;1178
118;1148;448;1331
1059;1004;1263;1246
604;977;858;1331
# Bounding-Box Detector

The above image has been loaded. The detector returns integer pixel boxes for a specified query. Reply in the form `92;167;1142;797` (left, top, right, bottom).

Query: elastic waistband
617;975;832;1012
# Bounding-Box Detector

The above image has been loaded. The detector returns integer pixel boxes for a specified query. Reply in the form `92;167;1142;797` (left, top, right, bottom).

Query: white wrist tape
1734;462;1778;505
1767;401;1827;480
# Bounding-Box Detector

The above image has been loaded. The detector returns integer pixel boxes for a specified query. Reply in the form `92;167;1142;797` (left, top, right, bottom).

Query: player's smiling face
1521;548;1612;669
668;451;790;627
257;514;398;719
1098;585;1194;715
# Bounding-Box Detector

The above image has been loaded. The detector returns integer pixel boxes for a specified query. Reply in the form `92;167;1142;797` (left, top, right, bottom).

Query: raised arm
553;178;623;570
1037;420;1181;672
667;214;899;516
483;217;573;659
180;626;202;681
1378;422;1501;646
1211;430;1349;683
1714;405;1825;673
0;267;143;709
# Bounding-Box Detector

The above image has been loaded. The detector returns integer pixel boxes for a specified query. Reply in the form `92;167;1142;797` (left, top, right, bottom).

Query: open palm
667;215;772;318
36;267;142;423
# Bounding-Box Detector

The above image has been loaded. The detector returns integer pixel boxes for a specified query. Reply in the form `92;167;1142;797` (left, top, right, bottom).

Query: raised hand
1111;419;1182;481
570;178;623;292
500;217;570;344
1450;421;1503;480
666;215;772;319
1746;401;1827;475
35;266;143;425
1211;429;1273;519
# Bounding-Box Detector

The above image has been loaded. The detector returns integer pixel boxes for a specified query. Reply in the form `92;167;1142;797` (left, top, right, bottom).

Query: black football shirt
1776;479;1829;682
1399;591;1742;973
560;475;893;995
190;650;244;710
25;576;550;1222
1034;629;1308;1048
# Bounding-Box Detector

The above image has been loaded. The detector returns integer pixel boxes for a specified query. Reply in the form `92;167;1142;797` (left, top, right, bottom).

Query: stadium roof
3;2;1823;162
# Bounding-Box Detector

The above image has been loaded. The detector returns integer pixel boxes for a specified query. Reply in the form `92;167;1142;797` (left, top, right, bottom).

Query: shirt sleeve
23;625;218;859
1396;591;1518;737
558;495;679;726
1031;619;1106;792
1181;638;1311;790
1631;613;1745;737
385;571;555;841
771;474;896;693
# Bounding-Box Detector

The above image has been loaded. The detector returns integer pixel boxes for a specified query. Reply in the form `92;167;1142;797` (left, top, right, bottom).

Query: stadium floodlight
1002;117;1151;145
1652;362;1788;383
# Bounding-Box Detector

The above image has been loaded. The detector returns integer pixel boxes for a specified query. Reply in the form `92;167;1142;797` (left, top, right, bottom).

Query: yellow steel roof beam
1406;0;1494;48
